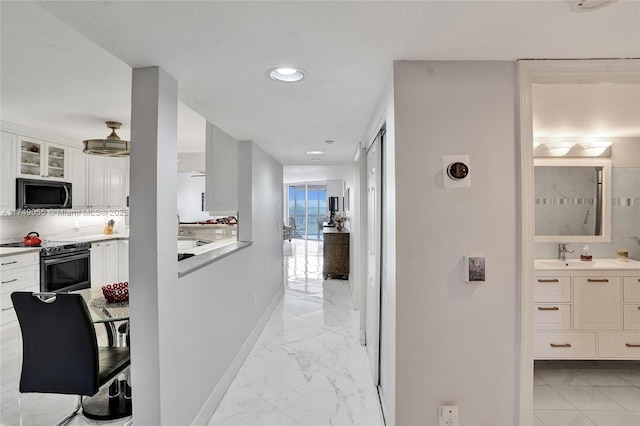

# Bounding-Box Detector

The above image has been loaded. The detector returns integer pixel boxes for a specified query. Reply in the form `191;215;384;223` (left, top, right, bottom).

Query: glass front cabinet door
17;138;67;181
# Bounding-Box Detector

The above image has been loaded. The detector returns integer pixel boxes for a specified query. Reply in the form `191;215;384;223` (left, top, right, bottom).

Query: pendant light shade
83;121;130;157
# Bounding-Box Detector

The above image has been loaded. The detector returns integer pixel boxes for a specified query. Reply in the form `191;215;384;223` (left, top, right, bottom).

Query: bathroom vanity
533;258;640;360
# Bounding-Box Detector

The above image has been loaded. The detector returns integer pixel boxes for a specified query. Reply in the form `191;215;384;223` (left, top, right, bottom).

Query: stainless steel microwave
16;178;72;209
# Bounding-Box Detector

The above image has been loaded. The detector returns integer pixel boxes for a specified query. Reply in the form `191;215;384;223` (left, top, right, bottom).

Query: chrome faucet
558;243;574;261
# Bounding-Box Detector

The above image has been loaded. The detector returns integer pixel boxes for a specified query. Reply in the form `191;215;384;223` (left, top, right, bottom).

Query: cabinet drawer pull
537;279;559;283
538;307;560;311
1;278;18;284
550;343;571;348
587;278;609;283
625;343;640;348
1;261;18;266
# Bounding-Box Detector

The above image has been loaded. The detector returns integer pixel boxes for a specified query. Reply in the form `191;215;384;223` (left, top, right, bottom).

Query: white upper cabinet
17;137;68;181
68;147;88;208
205;122;238;215
1;132;17;209
87;156;126;208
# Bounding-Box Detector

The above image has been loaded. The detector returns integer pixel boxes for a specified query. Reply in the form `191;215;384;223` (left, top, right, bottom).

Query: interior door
366;132;382;383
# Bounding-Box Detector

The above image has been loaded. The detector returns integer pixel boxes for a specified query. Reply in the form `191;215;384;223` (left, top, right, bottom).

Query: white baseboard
190;285;284;426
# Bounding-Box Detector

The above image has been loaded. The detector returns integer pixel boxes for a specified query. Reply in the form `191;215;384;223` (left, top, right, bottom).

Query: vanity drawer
534;304;571;330
623;305;640;330
623;277;640;303
533;331;596;359
534;276;570;303
598;331;640;358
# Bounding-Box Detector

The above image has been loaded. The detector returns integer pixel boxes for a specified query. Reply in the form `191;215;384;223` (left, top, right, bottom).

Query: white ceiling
1;1;639;165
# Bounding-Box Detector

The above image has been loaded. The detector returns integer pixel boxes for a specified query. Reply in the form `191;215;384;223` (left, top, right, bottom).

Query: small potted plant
334;214;348;231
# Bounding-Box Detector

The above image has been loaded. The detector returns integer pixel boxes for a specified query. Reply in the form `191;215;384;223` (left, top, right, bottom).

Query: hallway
208;239;384;425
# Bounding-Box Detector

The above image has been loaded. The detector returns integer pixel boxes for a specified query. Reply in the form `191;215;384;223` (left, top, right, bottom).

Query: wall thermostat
447;162;469;180
443;155;471;188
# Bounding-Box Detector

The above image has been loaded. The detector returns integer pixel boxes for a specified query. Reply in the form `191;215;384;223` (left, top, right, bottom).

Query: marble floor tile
552;385;625;411
616;371;640;386
533;409;597;426
536;369;590;386
583;410;640;426
571;370;635;387
534;385;576;410
269;369;383;426
597;387;640;412
209;400;299;426
210;239;382;426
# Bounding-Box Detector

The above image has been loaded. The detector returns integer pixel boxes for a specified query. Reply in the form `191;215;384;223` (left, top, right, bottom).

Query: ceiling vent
83;121;130;157
568;0;617;12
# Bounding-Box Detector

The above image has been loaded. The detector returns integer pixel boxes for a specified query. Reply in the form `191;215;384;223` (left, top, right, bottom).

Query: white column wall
393;61;518;425
129;66;178;425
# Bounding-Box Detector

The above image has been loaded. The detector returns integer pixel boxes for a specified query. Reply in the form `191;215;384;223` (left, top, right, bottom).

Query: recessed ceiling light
268;67;306;82
306;150;324;155
311;159;321;162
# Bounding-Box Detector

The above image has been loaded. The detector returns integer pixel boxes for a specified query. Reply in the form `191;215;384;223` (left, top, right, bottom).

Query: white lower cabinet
1;252;40;329
91;240;119;287
534;271;640;360
117;240;129;283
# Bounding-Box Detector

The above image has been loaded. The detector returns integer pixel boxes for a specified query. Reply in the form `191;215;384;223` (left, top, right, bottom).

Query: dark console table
323;228;349;280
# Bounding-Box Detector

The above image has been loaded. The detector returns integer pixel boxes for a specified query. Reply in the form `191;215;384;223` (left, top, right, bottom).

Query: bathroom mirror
534;158;611;242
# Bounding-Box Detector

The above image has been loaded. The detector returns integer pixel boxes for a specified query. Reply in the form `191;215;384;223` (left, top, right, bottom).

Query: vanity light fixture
306;150;324;155
579;141;612;156
83;121;130;157
268;67;306;83
544;141;575;156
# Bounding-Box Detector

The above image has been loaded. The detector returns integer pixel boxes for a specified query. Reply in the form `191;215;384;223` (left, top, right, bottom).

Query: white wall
163;141;283;425
393;61;518;425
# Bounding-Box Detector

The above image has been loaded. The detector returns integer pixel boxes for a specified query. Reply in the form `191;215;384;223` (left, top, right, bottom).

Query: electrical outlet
439;405;458;426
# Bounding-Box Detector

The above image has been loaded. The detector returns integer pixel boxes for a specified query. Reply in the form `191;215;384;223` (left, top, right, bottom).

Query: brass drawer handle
587;279;609;283
625;343;640;348
550;343;571;348
1;261;18;266
1;278;18;284
537;279;559;283
538;307;560;311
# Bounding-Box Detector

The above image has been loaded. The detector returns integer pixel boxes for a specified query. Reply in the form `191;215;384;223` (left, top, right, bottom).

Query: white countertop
535;258;640;271
0;246;42;257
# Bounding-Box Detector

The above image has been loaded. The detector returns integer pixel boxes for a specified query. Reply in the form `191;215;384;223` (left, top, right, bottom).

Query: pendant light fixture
83;121;130;157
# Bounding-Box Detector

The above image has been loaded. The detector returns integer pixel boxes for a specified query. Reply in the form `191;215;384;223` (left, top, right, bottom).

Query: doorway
518;59;640;424
287;184;327;240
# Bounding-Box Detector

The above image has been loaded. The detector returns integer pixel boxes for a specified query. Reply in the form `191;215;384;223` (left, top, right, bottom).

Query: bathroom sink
535;258;640;270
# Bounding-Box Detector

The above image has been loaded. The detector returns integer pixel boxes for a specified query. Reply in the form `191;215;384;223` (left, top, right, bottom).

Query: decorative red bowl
102;282;129;303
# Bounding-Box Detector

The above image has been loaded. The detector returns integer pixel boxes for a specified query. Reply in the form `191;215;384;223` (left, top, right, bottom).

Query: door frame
517;58;640;425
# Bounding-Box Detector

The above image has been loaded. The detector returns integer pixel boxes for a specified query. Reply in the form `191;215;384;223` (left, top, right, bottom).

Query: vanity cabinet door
574;276;621;330
623;276;640;303
623;305;640;330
